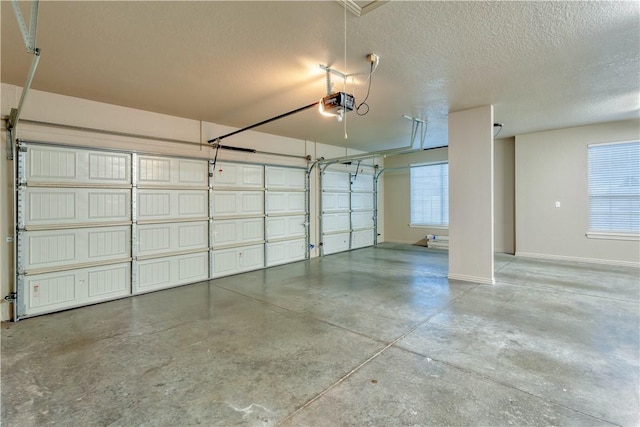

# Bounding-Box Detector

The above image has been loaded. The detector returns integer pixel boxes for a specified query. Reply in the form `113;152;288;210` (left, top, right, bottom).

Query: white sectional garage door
320;166;375;256
210;161;266;278
350;170;375;250
320;170;351;255
135;155;210;293
265;166;307;267
15;144;310;318
17;145;133;317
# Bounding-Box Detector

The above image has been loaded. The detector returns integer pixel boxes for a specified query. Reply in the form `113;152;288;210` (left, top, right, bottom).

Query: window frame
409;161;449;228
586;140;640;241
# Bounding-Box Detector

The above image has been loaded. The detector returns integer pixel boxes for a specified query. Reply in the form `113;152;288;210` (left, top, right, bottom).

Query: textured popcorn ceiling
1;1;638;151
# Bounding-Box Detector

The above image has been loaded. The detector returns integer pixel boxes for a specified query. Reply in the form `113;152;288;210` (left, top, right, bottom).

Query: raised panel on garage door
211;191;264;218
19;262;131;317
322;233;350;255
24;187;131;227
138;221;209;258
137;251;209;293
211;218;264;247
321;192;350;212
352;229;374;249
351;175;374;192
267;239;305;266
22;226;131;272
137;189;208;221
266;192;305;215
211;243;264;277
322;212;350;233
265;167;305;190
351;193;374;211
266;215;305;240
351;211;374;229
322;171;350;191
138;156;208;187
26;146;131;186
212;162;264;188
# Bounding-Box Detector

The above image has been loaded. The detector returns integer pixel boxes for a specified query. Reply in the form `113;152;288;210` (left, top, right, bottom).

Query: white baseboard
515;252;640;268
447;273;495;285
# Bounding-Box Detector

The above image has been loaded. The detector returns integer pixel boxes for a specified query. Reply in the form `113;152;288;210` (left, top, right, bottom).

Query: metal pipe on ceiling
316;116;429;166
207;101;320;144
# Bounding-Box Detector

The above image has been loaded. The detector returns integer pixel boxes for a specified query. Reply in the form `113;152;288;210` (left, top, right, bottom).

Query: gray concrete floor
2;243;639;426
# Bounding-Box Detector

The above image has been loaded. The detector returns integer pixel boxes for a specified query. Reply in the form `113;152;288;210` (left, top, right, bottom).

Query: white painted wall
448;105;494;285
0;83;384;320
515;119;640;266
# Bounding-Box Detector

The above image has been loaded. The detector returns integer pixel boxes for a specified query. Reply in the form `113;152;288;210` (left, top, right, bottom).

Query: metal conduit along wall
12;140;310;320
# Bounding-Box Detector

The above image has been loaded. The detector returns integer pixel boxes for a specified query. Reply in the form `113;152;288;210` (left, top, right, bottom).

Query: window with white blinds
410;162;449;226
588;141;640;236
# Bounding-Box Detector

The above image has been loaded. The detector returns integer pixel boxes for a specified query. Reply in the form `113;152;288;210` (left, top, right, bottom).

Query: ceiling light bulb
337;110;344;122
319;100;337;117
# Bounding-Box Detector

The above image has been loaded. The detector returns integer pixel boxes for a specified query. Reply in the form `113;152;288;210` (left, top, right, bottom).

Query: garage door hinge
3;292;17;302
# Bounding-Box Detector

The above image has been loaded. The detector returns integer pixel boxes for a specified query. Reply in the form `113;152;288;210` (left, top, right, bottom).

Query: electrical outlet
555;201;561;208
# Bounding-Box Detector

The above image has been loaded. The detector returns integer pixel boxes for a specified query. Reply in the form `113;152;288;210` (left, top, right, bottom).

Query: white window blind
410;162;449;226
588;141;640;234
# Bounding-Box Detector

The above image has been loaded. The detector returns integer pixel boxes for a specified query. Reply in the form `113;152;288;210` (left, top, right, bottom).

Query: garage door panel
352;229;374;249
212;163;264;188
20;262;131;317
212;218;264;246
178;222;209;249
239;245;265;272
322;212;350;233
267;239;306;266
211;191;264;217
322;172;350;191
322;192;350;212
266;167;305;190
25;188;131;227
178;159;209;186
138;156;208;187
138;221;208;257
88;152;131;184
138;189;208;220
351;176;374;192
212;244;264;277
137;252;209;293
322;233;350;255
23;226;130;272
178;192;209;216
351;193;374;210
211;249;240;277
352;211;374;229
266;215;306;240
26;146;131;185
88;227;131;259
88;265;130;299
266;192;305;214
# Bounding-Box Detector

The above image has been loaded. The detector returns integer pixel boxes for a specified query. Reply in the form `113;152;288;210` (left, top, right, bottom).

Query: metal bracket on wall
6;0;41;160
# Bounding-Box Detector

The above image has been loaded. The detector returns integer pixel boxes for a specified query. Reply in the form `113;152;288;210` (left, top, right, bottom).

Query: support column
448;105;495;284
